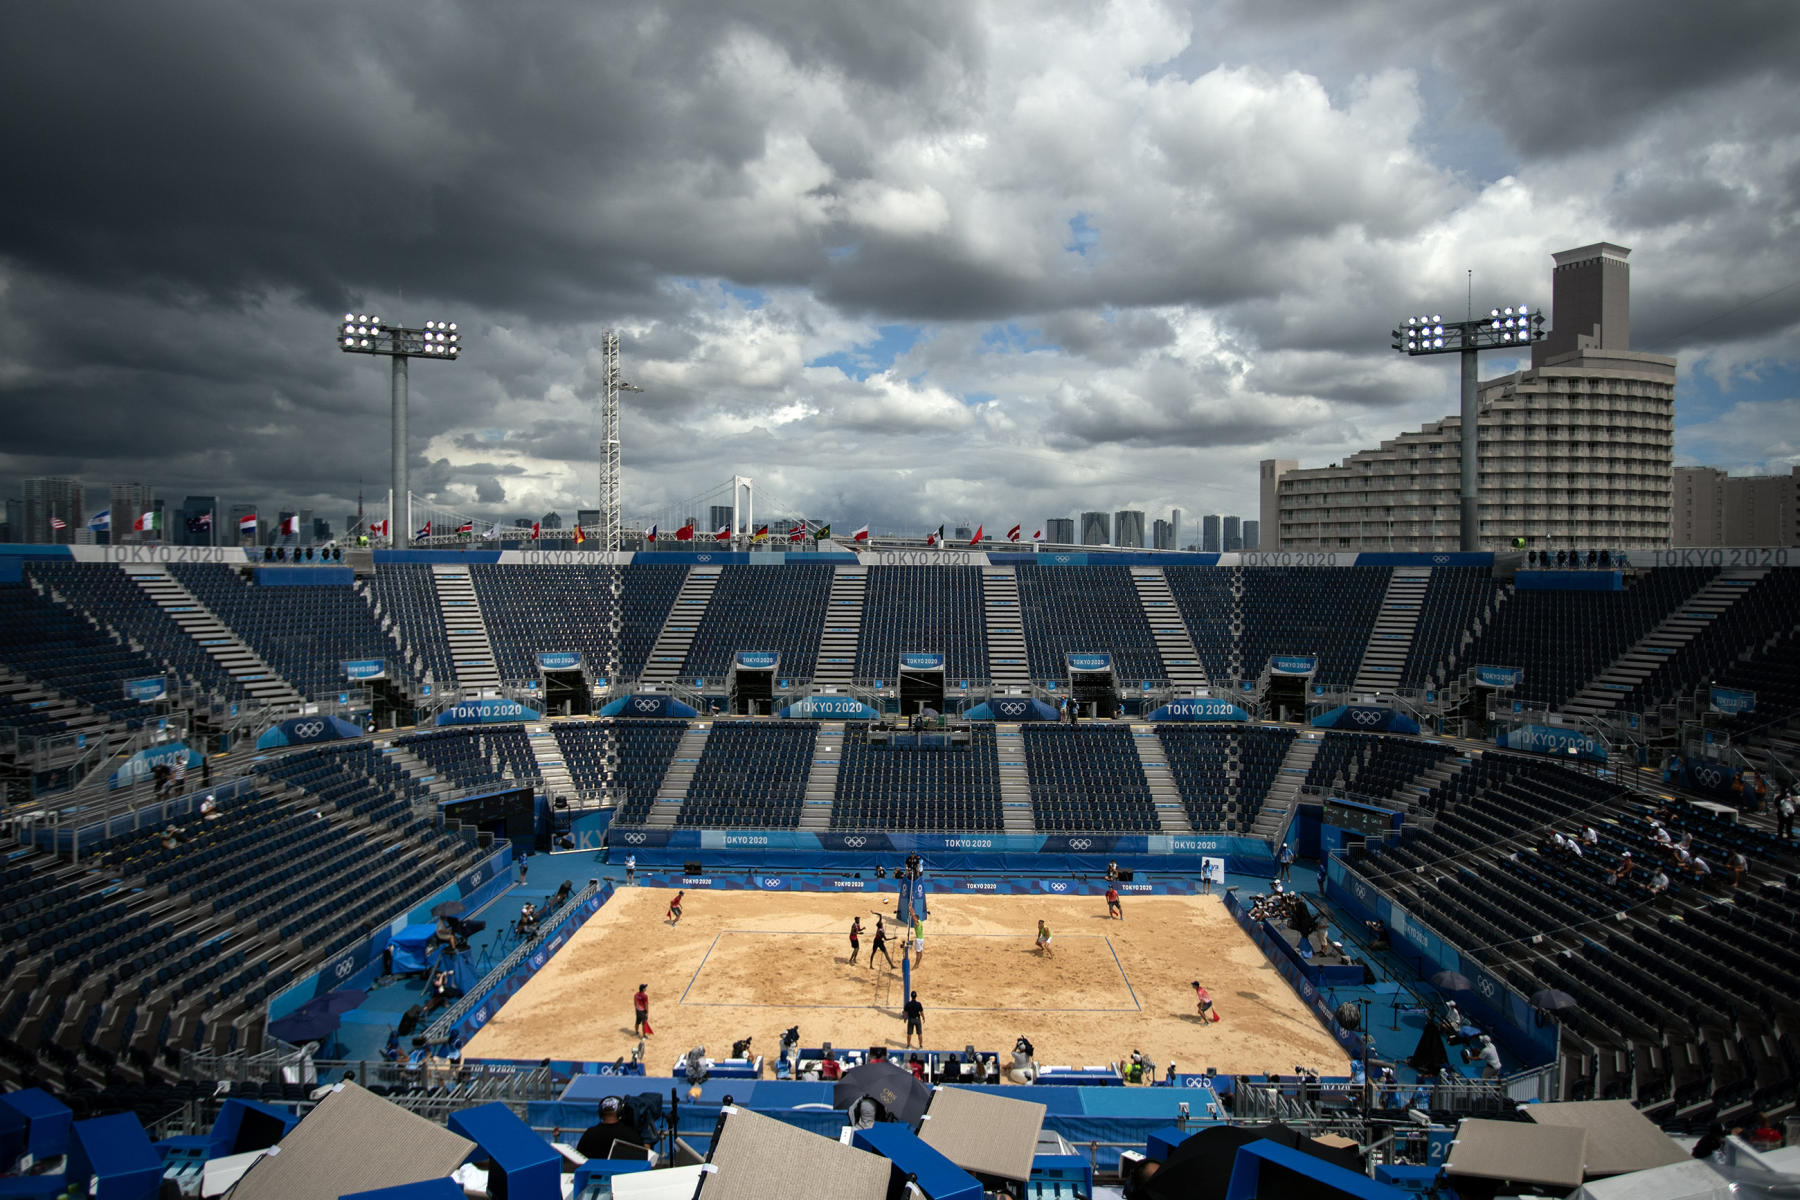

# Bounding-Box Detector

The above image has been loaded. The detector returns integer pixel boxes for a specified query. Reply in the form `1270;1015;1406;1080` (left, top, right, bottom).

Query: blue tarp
257;714;365;749
68;1113;163;1200
598;694;700;718
964;697;1060;721
387;923;440;974
446;1104;561;1200
853;1125;982;1200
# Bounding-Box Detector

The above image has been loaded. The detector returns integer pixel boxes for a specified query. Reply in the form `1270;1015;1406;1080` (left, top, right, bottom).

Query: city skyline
2;2;1796;533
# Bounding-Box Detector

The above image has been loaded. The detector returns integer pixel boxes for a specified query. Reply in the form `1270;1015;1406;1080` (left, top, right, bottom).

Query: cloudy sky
3;0;1797;539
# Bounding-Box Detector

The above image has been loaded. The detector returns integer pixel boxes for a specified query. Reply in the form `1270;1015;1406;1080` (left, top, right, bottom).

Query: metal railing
424;879;603;1043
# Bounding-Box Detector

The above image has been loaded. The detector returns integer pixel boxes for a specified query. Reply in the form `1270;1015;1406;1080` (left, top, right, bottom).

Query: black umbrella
431;900;466;918
1430;970;1472;992
832;1060;931;1124
1530;988;1578;1012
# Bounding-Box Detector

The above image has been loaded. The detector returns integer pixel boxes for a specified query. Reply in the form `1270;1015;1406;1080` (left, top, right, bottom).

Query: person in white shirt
1476;1036;1501;1079
1582;825;1599;846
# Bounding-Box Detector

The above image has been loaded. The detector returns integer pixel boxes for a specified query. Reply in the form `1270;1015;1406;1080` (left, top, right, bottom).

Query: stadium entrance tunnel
541;668;591;716
730;655;777;715
1265;674;1308;723
1067;653;1119;719
898;657;945;721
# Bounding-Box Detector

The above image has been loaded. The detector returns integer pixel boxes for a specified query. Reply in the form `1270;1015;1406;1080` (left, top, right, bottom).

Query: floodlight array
342;313;383;349
1488;304;1539;343
1403;314;1446;351
422;320;460;356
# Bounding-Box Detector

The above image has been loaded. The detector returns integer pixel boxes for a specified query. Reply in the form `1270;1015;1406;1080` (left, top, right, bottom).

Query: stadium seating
856;565;989;684
1303;732;1458;802
681;564;835;681
0;584;165;734
1401;567;1503;690
471;562;687;683
1157;725;1295;832
554;719;688;822
832;722;1004;831
678;720;819;827
361;564;456;689
1612;570;1800;713
1022;724;1159;831
28;563;250;704
1164;566;1390;687
169;564;400;700
398;726;538;792
1015;565;1165;683
1445;567;1716;709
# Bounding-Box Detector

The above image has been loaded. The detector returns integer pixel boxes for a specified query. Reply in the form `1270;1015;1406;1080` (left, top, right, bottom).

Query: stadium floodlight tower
1391;302;1545;551
338;313;463;541
597;330;642;554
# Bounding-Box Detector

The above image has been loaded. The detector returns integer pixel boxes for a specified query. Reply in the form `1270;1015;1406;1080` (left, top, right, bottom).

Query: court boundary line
676;929;1142;1013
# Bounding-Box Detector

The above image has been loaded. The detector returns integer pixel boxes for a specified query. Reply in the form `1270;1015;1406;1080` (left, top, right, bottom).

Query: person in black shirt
575;1096;642;1159
870;919;895;969
903;991;924;1048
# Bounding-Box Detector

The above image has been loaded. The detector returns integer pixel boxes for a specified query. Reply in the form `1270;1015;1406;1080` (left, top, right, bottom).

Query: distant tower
598;331;642;554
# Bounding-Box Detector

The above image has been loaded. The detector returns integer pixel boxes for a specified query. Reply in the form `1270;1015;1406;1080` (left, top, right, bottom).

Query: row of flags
397;518;1048;546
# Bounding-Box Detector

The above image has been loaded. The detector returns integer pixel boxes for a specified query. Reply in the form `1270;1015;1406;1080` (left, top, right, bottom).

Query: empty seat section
470;563;686;684
679;721;819;828
832;723;1003;831
1401;567;1503;689
1015;565;1164;683
1446;567;1716;709
1022;724;1158;832
856;566;988;683
680;565;834;681
362;564;457;689
397;726;537;791
0;584;166;731
1617;569;1800;711
169;564;399;700
1157;725;1294;832
552;719;688;822
1164;566;1389;687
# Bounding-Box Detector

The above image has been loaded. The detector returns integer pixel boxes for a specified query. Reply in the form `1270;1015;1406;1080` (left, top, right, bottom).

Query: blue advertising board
779;695;879;720
1270;655;1318;676
1147;697;1251;722
341;659;387;681
1709;686;1756;715
536;652;583;671
1497;723;1607;762
123;676;167;702
1475;665;1522;688
734;651;779;670
1067;652;1112;672
899;653;945;670
434;698;543;725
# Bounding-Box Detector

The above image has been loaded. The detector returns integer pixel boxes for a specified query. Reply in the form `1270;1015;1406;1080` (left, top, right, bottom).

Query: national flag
1032;528;1044;542
456;521;474;538
1007;524;1021;542
751;525;769;543
850;524;870;543
49;516;67;530
968;525;983;546
487;522;502;539
713;525;731;541
674;522;695;541
190;512;213;530
813;523;831;542
135;510;161;533
925;524;944;547
415;520;432;540
645;524;658;544
573;525;587;546
787;521;807;543
279;514;300;536
88;509;111;533
239;512;258;535
370;519;388;537
530;521;540;540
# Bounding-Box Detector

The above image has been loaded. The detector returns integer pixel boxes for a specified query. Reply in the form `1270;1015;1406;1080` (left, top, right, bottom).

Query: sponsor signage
434;698;542;726
780;695;880;719
1650;547;1789;568
536;651;583;671
1497;723;1607;762
341;658;387;681
1066;652;1112;672
899;653;945;671
860;550;990;566
123;676;167;702
1269;655;1318;676
734;651;779;670
1474;665;1522;689
1149;697;1250;722
1709;686;1756;715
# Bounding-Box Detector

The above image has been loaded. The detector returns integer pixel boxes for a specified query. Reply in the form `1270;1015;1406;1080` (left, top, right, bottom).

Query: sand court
464;887;1350;1076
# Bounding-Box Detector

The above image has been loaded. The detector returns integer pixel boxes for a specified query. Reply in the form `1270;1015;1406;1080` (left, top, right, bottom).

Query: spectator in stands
1474;1035;1501;1079
1729;850;1748;888
1687;855;1712;881
152;762;171;798
576;1097;644;1160
1779;789;1796;840
1607;850;1634;884
1648;868;1671;898
160;824;182;851
1582;824;1599;847
199;794;220;820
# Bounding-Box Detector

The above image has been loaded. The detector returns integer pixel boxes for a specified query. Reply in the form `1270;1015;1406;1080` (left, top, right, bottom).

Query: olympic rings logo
624;833;647;844
332;957;355;980
293;720;326;737
1049;881;1068;892
842;836;867;847
1351;710;1382;726
634;699;660;712
1068;839;1092;850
